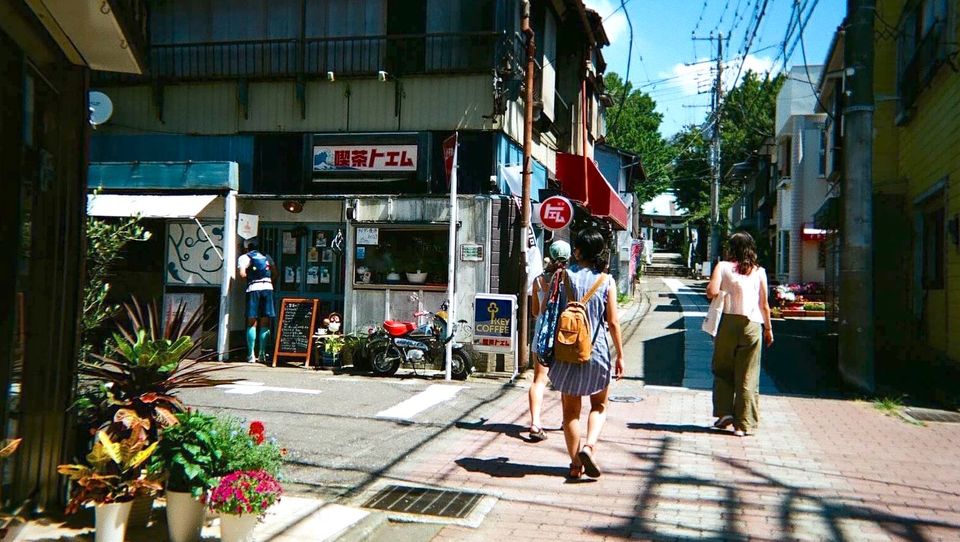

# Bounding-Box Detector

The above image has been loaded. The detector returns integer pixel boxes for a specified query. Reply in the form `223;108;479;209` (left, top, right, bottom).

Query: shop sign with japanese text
473;293;516;354
313;145;417;173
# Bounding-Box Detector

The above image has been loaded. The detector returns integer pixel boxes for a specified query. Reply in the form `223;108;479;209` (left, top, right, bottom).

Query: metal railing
96;32;506;83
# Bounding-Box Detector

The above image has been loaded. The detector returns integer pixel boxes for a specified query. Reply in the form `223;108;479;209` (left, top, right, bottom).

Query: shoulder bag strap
579;273;607;304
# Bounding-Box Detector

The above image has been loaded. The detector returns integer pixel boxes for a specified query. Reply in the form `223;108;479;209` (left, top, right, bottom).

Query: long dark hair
573;228;608;272
727;231;758;275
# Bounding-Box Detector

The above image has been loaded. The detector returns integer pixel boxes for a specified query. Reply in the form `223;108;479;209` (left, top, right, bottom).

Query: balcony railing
95;32;506;83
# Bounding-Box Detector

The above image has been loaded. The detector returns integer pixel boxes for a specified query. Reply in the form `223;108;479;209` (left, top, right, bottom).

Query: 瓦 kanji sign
313;145;417;173
539;196;574;231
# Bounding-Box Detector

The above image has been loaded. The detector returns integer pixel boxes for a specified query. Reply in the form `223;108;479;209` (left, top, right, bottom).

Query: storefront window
354;227;449;287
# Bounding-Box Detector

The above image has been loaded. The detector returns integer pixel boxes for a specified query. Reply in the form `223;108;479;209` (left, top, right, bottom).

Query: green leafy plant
81;299;236;443
803;302;827;311
323;335;345;355
58;416;163;513
208;417;283;478
149;410;222;497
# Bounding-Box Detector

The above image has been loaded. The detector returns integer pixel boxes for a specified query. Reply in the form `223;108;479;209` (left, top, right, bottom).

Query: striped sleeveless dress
547;265;615;396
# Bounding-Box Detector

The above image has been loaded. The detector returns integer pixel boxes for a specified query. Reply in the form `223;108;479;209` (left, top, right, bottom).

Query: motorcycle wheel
371;345;402;377
451;350;472;381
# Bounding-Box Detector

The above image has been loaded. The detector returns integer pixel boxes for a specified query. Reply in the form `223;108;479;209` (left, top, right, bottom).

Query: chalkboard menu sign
272;298;319;366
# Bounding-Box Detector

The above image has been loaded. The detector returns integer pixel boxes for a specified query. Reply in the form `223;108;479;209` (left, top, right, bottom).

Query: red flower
249;421;266;444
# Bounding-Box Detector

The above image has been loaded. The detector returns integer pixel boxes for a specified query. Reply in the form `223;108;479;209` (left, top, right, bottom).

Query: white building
773;65;829;284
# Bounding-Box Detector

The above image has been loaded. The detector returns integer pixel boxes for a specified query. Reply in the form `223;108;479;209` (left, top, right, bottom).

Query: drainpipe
218;190;237;361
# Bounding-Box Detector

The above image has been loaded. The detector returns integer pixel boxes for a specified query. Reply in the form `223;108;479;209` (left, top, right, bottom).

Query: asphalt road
178;364;520;500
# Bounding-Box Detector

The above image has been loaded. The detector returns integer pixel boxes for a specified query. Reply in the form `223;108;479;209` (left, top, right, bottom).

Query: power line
602;0;637;21
796;0;834;120
609;0;634;135
729;0;770;90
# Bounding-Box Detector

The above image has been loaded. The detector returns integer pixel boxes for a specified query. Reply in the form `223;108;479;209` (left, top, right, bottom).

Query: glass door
260;224;345;316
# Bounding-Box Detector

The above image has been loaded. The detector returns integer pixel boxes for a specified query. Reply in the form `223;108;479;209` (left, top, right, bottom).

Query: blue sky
584;0;847;136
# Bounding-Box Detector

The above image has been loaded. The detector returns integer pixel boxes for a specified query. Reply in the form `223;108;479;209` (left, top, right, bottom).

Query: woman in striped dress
548;228;625;479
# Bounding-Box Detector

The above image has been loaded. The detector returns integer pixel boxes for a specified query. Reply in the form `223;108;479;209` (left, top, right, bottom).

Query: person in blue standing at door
238;239;277;363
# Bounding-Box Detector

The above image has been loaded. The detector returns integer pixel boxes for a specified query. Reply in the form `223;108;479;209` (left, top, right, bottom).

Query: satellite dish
88;91;113;126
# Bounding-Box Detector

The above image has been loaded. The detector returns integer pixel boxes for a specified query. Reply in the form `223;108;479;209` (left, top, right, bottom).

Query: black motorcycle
368;302;472;380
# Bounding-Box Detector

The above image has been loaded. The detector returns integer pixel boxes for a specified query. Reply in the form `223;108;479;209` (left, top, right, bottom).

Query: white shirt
718;261;766;325
237;253;273;293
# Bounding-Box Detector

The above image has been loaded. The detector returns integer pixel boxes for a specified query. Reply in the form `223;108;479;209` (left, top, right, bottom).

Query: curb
328;509;389;542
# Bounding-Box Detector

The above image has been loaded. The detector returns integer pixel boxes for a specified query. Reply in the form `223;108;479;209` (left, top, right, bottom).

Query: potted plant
206;417;284;542
149;410;222;542
208;470;282;542
76;299;235;529
322;334;345;368
57;423;162;542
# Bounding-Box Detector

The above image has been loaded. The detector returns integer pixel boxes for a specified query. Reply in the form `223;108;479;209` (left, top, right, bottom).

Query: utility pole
709;33;723;265
839;0;875;391
518;1;535;371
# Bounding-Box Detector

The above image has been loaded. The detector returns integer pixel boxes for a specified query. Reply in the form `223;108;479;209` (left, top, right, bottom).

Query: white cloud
582;0;627;45
659;54;779;97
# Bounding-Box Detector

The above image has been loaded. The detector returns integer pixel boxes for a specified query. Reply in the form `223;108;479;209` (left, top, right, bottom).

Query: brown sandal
566;463;584;480
578;445;601;478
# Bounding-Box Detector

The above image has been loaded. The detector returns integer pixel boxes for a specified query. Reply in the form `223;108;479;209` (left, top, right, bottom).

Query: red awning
555;153;629;230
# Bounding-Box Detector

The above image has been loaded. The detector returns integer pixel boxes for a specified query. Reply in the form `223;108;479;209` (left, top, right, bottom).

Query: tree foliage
603;73;672;206
669;71;785;223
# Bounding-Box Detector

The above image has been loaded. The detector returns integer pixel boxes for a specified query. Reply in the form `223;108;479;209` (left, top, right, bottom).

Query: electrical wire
609;0;634;136
797;0;834;120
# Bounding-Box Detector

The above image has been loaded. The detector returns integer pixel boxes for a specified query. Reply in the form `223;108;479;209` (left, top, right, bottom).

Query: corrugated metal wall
95;75;494;135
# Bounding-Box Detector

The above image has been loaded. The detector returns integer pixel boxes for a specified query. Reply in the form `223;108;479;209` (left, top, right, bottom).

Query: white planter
165;490;205;542
95;501;133;542
219;512;259;542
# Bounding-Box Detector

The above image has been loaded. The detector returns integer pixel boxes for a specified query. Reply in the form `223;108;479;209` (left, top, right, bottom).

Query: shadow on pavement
626;422;720;435
642;330;684;386
764;319;844;396
453;419;531;442
455;457;568;478
589;436;960;541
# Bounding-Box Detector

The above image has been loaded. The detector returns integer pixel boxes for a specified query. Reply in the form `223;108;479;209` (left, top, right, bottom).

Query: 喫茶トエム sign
473;293;516;354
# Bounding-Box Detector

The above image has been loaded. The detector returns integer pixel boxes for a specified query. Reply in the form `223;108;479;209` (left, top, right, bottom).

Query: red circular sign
539;196;574;231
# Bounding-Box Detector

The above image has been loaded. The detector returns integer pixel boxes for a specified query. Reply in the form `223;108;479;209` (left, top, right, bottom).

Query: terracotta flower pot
95;501;133;542
166;490;205;542
219;512;259;542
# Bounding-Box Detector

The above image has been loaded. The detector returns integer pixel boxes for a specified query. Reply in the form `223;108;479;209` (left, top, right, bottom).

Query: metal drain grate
609;395;643;403
362;485;482;519
904;407;960;423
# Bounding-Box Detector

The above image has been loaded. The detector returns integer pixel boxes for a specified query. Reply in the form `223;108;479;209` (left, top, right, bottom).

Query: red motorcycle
367;302;471;380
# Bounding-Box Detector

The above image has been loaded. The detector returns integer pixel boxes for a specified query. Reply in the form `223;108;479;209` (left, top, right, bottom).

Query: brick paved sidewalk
383;385;960;541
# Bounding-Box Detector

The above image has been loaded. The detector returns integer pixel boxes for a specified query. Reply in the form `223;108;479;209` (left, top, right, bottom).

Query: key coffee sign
539;196;574;231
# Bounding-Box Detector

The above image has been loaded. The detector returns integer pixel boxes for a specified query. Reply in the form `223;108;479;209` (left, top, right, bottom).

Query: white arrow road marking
375;384;465;421
216;381;321;395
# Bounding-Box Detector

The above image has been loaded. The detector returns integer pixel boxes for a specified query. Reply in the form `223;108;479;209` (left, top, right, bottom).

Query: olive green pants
712;314;762;432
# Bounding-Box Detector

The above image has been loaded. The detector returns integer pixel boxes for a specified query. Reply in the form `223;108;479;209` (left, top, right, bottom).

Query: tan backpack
554;272;607;364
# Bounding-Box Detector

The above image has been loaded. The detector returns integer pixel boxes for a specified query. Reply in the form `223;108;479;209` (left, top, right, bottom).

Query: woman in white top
705;232;774;436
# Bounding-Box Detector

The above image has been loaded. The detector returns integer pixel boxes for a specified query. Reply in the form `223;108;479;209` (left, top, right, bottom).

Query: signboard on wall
313;145;417;173
473;293;517;354
237;213;259;240
166;221;224;286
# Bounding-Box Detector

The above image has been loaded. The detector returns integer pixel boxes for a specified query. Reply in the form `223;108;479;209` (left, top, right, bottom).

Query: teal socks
246;326;257;359
258;327;271;359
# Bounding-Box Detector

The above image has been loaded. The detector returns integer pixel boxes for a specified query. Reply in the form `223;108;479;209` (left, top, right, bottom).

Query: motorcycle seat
383;320;416;336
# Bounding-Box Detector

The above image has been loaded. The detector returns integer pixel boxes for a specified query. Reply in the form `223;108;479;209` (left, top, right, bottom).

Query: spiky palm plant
80;298;236;441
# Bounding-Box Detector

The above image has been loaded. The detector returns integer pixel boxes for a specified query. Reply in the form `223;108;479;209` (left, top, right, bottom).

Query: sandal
578;445;601;478
712;415;734;429
566;463;584;480
529;426;547;442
